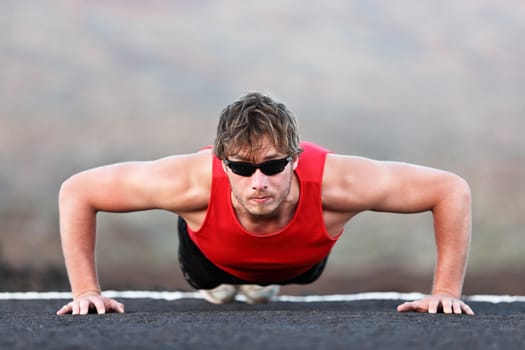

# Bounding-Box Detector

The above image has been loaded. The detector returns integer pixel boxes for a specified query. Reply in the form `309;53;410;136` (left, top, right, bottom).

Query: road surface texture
0;293;523;350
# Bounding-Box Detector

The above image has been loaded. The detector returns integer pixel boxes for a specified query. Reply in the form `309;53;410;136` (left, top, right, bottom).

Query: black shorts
177;217;329;290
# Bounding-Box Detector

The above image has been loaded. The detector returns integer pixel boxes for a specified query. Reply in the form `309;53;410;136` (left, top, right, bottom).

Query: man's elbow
443;173;472;208
58;174;85;209
453;174;471;203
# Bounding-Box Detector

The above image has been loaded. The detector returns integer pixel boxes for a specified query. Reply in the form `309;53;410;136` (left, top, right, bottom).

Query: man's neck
232;177;300;235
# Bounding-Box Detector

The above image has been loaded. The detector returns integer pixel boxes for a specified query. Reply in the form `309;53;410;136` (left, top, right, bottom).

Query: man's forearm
431;177;472;297
432;242;470;298
59;182;101;299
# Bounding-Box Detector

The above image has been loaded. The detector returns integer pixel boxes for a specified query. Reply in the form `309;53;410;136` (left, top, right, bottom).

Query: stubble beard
232;176;293;220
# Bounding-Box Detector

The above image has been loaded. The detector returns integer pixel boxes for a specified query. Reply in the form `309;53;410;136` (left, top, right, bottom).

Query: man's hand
396;293;475;315
56;293;125;315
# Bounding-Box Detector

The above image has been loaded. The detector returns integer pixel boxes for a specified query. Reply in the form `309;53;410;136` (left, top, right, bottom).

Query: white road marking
0;291;524;303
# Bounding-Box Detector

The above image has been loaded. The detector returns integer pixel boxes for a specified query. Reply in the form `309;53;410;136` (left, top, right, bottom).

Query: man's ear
292;156;299;170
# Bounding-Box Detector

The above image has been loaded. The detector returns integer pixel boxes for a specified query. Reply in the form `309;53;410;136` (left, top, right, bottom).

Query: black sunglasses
224;156;293;177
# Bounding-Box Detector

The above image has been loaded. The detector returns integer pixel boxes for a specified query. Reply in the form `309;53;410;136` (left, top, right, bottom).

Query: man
56;92;474;316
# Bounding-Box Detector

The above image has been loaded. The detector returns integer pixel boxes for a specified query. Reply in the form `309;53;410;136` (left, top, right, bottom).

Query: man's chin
247;209;272;217
246;205;278;218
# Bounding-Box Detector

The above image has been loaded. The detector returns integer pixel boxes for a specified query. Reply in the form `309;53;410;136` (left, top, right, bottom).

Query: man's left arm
324;155;474;315
379;162;474;315
395;168;474;314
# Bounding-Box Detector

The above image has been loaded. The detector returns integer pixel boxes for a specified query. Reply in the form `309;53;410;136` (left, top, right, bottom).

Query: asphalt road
1;297;524;349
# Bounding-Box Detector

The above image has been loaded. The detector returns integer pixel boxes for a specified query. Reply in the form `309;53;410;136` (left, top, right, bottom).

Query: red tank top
187;142;341;283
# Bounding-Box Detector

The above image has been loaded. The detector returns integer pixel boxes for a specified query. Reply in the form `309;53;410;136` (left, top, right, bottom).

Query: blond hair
214;92;302;160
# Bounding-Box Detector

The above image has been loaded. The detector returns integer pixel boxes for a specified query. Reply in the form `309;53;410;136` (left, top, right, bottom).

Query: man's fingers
397;301;424;313
428;298;440;314
462;302;475;315
57;303;72;315
452;300;463;314
441;298;453;314
79;299;91;315
437;297;475;315
111;300;125;313
56;297;126;316
72;301;81;315
93;298;106;315
396;301;411;312
397;296;475;315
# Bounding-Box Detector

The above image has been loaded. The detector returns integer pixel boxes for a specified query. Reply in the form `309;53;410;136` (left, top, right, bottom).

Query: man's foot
200;284;238;304
239;285;280;304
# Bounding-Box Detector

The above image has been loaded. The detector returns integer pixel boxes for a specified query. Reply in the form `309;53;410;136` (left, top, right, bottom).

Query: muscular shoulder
321;153;388;213
322;153;465;215
149;148;213;212
59;149;213;216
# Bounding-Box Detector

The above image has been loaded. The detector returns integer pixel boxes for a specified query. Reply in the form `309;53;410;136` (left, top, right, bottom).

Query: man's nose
251;169;268;189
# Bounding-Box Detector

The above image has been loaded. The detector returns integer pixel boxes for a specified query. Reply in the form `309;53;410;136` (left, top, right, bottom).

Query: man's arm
56;151;211;315
395;167;474;314
323;154;474;315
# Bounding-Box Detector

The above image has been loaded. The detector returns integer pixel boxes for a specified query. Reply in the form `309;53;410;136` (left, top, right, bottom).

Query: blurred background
1;0;523;295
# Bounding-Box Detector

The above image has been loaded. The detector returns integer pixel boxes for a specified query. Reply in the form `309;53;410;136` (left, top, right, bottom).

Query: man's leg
236;257;328;304
177;217;243;303
238;285;281;304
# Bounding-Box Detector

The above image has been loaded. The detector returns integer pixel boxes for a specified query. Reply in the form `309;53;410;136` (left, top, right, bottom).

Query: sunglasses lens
225;157;291;177
228;163;256;176
259;160;287;175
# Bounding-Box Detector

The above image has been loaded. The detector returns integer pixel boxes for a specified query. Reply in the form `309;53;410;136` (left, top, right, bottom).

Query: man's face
223;140;297;219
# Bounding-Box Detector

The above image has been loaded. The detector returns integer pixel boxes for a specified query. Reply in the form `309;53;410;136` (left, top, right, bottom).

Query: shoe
200;284;238;304
239;284;280;304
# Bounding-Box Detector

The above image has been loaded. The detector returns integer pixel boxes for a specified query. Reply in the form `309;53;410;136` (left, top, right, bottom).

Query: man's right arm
56;151;212;315
57;174;104;312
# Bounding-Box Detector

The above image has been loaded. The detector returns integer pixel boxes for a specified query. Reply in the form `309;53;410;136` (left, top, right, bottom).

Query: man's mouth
251;196;271;204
